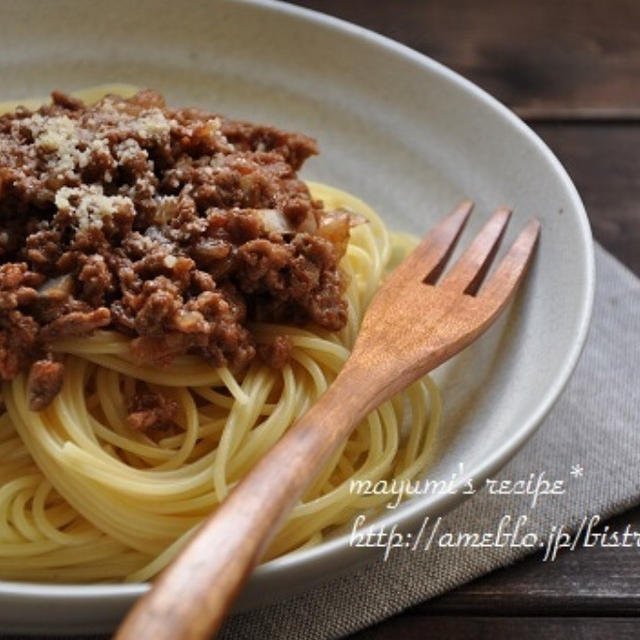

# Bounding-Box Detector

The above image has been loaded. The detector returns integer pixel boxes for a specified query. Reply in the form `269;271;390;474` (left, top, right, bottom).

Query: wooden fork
115;201;540;640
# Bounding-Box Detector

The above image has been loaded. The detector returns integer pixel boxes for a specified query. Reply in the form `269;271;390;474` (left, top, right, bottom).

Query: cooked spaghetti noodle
0;89;441;583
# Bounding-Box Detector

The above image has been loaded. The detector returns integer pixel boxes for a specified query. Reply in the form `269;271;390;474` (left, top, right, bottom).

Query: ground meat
0;90;350;409
257;336;293;369
26;359;64;411
39;307;111;342
0;310;39;380
126;391;178;432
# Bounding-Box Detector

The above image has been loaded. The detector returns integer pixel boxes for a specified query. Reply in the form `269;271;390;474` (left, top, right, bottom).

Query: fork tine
439;207;512;294
405;199;473;284
477;218;541;312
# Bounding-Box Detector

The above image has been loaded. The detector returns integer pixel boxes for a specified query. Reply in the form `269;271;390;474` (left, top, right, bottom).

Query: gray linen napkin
4;243;640;639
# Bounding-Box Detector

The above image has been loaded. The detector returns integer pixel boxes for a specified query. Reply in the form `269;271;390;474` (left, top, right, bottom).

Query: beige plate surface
0;0;594;633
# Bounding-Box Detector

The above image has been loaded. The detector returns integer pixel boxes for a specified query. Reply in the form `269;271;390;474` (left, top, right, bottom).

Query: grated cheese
133;109;171;141
54;185;134;231
32;115;81;174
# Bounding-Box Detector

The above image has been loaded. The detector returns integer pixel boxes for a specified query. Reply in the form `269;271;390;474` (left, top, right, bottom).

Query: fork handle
114;362;377;640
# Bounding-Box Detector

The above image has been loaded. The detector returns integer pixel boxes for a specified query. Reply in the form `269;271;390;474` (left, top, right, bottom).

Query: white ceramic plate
0;0;594;633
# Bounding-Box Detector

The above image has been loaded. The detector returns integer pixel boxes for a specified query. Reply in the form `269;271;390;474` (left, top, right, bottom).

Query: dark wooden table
290;2;640;638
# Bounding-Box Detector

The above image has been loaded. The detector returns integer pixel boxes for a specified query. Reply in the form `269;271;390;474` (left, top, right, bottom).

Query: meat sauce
0;90;351;411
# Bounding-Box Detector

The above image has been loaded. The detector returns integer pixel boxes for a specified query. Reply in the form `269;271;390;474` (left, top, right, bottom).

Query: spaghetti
0;89;441;583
